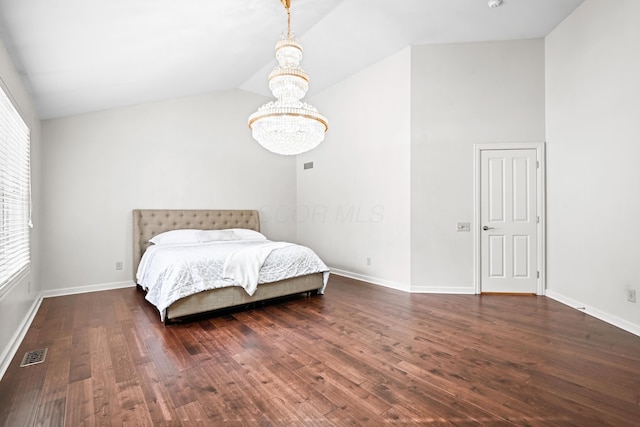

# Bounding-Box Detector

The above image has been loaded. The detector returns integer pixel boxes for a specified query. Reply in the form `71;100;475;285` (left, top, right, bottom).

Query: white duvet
137;239;329;320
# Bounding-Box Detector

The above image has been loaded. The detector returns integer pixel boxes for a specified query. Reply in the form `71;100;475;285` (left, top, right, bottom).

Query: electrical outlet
366;257;371;266
627;289;636;303
115;261;123;271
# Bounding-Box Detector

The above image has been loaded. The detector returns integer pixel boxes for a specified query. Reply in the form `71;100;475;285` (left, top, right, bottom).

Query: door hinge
537;216;540;224
537;271;540;279
536;160;540;169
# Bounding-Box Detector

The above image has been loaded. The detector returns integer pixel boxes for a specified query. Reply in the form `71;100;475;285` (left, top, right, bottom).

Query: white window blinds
0;85;31;290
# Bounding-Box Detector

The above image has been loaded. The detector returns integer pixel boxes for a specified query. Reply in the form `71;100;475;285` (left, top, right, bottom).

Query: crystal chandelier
248;0;328;155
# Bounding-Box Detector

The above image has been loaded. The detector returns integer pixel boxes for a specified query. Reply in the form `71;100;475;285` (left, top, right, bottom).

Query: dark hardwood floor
1;275;639;426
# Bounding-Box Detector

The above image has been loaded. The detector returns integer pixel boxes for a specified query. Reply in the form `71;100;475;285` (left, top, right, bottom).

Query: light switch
457;222;470;232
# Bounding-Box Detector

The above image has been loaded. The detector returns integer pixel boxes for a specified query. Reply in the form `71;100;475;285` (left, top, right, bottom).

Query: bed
133;209;329;324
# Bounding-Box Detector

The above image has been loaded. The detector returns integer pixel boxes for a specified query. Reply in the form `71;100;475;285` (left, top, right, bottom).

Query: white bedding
137;239;329;320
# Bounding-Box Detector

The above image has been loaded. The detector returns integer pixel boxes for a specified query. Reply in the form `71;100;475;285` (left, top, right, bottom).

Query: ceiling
0;0;585;120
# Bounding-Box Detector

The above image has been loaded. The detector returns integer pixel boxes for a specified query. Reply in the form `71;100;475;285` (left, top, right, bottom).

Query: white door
480;149;538;293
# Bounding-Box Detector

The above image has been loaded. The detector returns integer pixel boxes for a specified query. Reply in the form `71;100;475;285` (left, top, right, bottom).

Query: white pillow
197;229;237;242
149;228;267;245
229;228;267;240
149;229;201;245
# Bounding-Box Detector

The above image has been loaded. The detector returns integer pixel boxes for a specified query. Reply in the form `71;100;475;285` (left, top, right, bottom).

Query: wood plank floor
1;275;639;426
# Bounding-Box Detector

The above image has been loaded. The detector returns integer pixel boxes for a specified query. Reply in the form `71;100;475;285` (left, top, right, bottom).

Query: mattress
137;239;329;320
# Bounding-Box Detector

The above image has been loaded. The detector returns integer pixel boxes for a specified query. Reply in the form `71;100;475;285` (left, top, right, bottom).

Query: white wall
546;0;640;331
411;40;546;292
0;39;42;377
297;48;412;290
41;90;297;293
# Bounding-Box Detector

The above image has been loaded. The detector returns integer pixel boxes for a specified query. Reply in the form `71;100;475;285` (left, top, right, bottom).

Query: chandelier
248;0;328;155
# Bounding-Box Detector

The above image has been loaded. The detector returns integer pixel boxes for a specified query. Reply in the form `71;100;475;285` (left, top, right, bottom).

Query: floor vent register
20;348;47;367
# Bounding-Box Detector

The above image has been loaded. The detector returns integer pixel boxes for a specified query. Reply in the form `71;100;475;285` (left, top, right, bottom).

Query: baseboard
0;294;43;381
329;268;477;295
410;285;475;294
330;268;411;292
41;280;136;298
546;290;640;337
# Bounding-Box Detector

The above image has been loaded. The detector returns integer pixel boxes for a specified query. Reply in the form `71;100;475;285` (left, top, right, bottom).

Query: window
0;84;31;292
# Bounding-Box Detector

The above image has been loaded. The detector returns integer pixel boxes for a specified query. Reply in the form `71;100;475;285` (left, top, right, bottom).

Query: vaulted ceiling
0;0;585;119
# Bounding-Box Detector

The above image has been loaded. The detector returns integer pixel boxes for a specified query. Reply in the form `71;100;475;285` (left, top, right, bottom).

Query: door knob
482;225;495;231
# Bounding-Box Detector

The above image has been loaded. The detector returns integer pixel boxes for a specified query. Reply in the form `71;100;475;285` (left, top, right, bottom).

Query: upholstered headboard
132;209;260;281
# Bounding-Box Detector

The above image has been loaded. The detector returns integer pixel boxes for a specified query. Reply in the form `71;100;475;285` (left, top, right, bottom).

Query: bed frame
132;209;324;323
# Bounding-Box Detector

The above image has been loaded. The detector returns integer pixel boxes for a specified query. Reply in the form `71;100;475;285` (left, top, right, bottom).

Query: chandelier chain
282;0;292;39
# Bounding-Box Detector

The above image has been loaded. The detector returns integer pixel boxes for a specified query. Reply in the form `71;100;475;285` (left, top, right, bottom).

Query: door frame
473;142;546;295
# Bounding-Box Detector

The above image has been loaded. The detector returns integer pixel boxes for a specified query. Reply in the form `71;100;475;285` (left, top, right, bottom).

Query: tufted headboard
132;209;260;281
